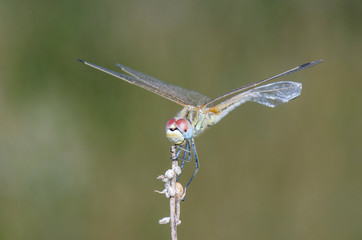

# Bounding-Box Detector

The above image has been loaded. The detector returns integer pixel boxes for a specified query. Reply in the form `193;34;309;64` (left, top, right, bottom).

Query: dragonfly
78;58;322;191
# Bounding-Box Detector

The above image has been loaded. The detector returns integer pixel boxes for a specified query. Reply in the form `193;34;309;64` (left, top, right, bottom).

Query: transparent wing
208;81;302;124
245;81;302;107
77;59;211;106
116;63;210;106
202;60;322;108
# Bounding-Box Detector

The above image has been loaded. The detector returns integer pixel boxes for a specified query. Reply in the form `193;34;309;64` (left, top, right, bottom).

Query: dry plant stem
176;200;181;223
170;145;178;240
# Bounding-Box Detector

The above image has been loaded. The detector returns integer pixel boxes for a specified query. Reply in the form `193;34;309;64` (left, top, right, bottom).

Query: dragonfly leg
186;141;192;162
175;146;183;159
177;142;191;181
184;139;199;191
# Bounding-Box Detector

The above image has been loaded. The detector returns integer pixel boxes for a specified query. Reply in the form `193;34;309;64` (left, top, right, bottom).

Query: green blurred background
1;0;361;239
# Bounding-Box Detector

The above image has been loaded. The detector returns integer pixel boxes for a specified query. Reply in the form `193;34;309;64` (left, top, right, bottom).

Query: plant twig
155;145;184;240
170;145;178;240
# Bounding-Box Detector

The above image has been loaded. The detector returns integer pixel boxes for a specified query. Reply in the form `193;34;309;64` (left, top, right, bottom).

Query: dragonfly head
165;118;193;145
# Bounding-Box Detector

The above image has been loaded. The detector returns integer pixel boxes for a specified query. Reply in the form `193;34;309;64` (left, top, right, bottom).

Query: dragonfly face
165;118;193;144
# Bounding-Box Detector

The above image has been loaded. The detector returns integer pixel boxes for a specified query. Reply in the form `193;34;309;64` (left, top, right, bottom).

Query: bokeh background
1;0;361;239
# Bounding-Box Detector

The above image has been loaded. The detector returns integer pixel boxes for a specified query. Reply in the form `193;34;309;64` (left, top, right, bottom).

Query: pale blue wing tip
313;59;323;64
115;63;126;70
302;59;323;68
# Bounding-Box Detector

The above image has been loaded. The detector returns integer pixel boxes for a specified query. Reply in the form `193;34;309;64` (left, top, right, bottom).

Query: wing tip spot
76;58;85;63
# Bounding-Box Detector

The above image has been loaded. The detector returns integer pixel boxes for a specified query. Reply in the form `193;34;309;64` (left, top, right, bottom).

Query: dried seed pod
175;182;184;201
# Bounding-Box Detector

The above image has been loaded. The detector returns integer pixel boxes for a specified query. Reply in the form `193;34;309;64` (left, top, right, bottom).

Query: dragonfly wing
78;59;211;106
247;81;302;107
208;81;302;124
116;63;211;106
202;60;322;108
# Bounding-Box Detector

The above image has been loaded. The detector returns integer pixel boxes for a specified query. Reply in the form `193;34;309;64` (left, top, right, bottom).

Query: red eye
176;119;191;132
166;118;176;129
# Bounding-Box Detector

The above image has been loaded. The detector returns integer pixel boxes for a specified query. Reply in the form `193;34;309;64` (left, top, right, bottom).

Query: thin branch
170;145;178;240
156;145;184;240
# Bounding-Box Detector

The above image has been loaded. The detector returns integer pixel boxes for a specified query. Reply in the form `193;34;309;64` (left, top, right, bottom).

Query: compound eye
166;118;176;130
175;119;192;132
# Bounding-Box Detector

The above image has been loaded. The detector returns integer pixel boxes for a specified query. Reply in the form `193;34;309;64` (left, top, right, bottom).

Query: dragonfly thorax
165;118;193;145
